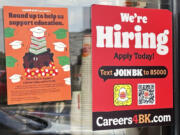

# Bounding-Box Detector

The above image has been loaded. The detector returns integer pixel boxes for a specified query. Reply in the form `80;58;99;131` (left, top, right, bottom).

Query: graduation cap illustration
57;56;70;71
62;65;70;71
57;56;70;65
30;26;46;38
53;42;66;52
4;27;15;38
53;28;67;39
9;40;22;49
64;77;71;85
9;74;21;83
6;56;17;67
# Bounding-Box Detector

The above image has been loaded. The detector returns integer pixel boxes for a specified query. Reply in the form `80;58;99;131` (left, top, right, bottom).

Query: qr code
138;83;155;105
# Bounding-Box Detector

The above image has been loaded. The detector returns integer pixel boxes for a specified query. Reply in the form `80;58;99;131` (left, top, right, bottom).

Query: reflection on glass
0;0;172;135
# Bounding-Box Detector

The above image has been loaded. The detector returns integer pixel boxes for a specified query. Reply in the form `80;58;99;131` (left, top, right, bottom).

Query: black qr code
138;83;155;105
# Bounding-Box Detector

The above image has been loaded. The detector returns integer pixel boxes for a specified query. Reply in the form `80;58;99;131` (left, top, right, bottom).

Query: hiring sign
92;5;173;130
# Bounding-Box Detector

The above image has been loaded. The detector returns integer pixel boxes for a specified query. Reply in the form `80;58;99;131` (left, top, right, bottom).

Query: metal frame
160;0;179;135
172;0;180;135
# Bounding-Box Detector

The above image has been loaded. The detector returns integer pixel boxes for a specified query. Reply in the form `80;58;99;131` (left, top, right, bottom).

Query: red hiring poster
92;5;173;130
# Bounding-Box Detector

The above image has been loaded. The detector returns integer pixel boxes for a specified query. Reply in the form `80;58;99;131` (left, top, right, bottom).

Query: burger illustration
117;88;129;102
144;90;150;99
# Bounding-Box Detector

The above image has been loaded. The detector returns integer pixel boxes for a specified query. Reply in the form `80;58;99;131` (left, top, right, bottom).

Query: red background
92;5;173;112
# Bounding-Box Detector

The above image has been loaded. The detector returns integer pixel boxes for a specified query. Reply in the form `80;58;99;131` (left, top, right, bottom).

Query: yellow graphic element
114;84;132;106
50;70;53;74
31;72;35;76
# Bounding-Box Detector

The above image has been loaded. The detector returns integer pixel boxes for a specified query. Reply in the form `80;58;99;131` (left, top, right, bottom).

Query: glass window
0;0;174;135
